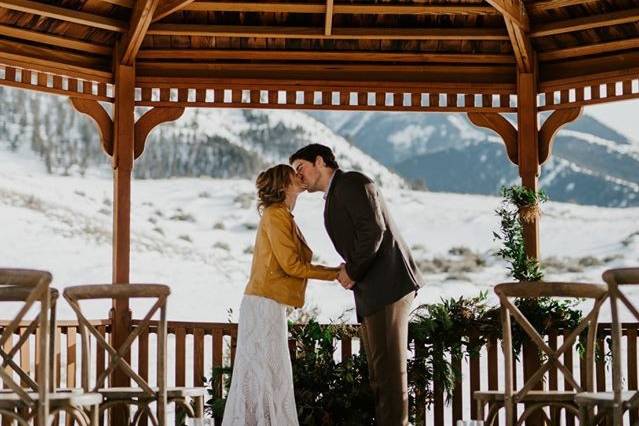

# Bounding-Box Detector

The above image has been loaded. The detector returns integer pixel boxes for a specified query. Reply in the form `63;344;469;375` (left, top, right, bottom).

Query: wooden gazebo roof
0;0;638;113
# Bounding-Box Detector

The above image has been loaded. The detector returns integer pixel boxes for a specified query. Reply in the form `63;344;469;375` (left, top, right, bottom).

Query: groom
290;144;423;425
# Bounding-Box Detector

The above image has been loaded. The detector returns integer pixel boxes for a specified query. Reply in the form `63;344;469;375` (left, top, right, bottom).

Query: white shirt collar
323;170;337;200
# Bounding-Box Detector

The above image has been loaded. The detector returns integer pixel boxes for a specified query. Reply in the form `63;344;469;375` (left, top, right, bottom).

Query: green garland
494;185;548;281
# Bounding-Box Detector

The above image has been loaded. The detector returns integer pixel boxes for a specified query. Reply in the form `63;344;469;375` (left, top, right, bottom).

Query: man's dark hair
289;144;339;169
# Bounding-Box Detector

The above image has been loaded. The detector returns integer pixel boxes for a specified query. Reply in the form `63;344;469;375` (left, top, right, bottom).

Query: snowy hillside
2;147;637;323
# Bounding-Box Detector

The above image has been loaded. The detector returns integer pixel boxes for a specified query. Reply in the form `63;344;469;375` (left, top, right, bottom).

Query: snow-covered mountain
310;111;639;207
0;87;405;190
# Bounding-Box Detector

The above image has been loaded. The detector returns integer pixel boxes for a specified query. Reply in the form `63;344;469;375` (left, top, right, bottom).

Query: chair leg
89;404;99;426
193;396;204;418
580;405;590;426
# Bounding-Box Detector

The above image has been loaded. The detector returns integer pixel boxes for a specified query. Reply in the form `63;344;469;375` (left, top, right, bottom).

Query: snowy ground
2;147;638;323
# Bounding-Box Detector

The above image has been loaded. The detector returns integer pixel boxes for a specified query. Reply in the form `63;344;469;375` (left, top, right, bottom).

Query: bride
222;164;341;425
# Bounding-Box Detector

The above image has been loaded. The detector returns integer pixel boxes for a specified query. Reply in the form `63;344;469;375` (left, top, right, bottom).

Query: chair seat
575;391;638;407
98;387;206;399
475;390;578;402
0;391;102;408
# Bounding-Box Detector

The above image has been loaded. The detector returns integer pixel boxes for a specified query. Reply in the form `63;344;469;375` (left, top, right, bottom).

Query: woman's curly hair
256;164;294;214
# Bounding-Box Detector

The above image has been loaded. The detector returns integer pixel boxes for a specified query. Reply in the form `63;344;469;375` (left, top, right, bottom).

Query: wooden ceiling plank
0;0;127;32
119;0;159;65
152;0;195;23
137;49;516;63
146;24;509;40
532;7;639;37
0;24;111;55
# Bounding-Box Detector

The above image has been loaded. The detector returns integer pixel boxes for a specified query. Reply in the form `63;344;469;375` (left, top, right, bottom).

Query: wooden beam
528;0;598;13
517;71;540;260
0;0;127;32
540;51;639;83
539;37;639;61
0;24;112;55
538;107;582;164
69;98;114;156
484;0;530;30
137;49;516;63
111;43;134;425
146;24;509;40
467;112;518;164
486;0;533;72
324;0;334;37
152;0;195;23
119;0;159;65
0;39;112;82
505;19;533;72
532;8;639;38
134;107;184;159
104;1;500;15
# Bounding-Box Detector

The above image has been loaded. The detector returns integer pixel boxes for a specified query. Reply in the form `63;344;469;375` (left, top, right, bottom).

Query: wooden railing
1;320;638;425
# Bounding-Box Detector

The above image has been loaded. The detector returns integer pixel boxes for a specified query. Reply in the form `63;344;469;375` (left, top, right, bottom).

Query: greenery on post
494;185;548;281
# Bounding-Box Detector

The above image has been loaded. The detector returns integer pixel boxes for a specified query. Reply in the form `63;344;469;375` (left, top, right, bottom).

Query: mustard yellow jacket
244;203;339;308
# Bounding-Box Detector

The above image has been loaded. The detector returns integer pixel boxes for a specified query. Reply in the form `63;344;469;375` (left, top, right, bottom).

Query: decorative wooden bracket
69;97;114;156
467;112;519;165
538;107;582;165
134;107;185;159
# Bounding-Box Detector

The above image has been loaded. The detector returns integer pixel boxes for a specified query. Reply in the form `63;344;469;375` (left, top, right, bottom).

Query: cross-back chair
64;284;206;425
0;268;101;426
576;267;639;426
475;281;608;426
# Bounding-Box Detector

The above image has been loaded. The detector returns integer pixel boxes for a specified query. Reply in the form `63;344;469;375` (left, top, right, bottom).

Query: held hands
336;263;355;290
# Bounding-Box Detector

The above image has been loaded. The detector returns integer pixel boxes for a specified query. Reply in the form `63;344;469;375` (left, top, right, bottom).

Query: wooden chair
64;283;205;426
576;267;639;426
0;268;101;426
474;281;608;426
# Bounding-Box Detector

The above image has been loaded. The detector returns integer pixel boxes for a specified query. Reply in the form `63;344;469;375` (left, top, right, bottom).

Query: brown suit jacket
324;169;423;319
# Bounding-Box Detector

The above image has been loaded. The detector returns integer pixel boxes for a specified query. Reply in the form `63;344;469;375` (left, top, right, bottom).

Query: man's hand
337;264;355;290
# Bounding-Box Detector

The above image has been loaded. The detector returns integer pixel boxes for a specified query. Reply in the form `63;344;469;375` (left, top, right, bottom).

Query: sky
585;99;639;143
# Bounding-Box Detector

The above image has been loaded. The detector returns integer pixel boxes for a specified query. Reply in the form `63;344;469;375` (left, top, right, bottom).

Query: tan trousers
360;291;415;426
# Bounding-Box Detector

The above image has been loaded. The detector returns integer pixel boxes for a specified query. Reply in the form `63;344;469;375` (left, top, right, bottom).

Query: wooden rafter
324;0;334;37
527;0;598;13
0;24;112;55
137;49;515;64
486;0;533;72
119;0;159;65
532;8;639;38
0;39;112;81
539;37;639;61
538;107;582;165
146;25;509;40
98;1;500;15
0;0;127;32
152;0;195;23
484;0;529;31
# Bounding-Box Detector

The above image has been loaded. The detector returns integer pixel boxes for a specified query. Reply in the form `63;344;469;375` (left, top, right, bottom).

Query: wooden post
516;71;540;261
111;49;135;425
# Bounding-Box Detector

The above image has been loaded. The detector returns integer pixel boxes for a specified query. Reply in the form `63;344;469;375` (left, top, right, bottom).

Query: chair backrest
0;268;52;417
62;283;170;398
495;281;608;404
602;268;639;409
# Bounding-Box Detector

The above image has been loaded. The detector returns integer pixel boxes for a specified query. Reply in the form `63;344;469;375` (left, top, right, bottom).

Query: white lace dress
222;294;299;426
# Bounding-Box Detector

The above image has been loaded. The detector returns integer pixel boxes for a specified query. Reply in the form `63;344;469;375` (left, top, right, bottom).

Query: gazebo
1;0;638;424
